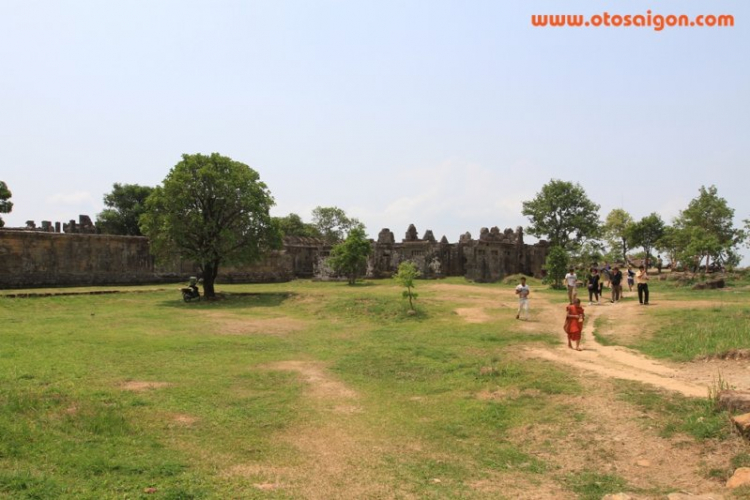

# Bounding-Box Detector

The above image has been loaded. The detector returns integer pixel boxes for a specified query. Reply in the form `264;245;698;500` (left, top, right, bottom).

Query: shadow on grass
157;292;294;310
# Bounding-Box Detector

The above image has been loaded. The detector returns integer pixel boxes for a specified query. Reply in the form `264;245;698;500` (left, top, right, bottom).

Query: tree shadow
158;292;294;310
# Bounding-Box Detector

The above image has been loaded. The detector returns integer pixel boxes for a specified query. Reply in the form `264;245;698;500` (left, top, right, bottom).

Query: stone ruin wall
0;217;548;288
0;230;154;288
363;224;547;283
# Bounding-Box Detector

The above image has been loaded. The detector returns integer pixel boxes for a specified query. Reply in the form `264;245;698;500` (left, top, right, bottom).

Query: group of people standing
514;263;653;351
565;263;650;306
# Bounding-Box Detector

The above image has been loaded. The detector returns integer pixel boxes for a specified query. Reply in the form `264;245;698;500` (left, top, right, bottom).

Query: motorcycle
181;284;201;302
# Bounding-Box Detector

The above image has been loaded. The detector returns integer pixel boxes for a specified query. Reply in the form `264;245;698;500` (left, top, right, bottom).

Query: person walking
627;266;635;292
636;265;650;305
515;276;530;321
564;268;578;304
610;266;623;303
586;268;600;304
598;263;609;296
564;298;585;351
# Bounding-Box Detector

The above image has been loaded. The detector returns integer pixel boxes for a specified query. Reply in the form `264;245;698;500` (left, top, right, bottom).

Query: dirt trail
526;301;709;398
528;295;750;397
427;283;749;397
227;361;409;499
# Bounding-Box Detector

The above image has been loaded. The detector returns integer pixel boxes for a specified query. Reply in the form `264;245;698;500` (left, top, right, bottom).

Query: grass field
1;274;748;499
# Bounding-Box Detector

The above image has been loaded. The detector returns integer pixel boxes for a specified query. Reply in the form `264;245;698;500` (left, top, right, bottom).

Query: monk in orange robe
564;298;585;351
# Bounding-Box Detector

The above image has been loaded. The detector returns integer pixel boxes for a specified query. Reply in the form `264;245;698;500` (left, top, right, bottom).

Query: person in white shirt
515;276;530;320
564;268;578;304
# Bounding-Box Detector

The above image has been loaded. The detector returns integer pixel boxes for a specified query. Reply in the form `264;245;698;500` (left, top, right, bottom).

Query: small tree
328;226;371;285
544;246;569;289
394;260;420;311
0;181;12;228
96;183;154;235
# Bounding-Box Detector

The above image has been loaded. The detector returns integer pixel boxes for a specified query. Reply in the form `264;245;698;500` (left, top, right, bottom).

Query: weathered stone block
727;467;750;489
718;390;750;413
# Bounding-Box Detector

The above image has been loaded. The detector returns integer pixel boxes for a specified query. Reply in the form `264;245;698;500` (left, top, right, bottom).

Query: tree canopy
312;206;363;244
140;153;280;297
96;183;154;235
626;213;665;267
522;179;600;250
602;208;633;263
273;213;322;239
672;185;742;269
0;181;12;228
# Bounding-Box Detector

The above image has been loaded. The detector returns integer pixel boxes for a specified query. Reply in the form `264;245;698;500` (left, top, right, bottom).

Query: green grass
631;304;750;361
0;276;742;498
0;279;575;498
592;316;616;346
564;470;629;500
614;380;730;441
566;272;750;361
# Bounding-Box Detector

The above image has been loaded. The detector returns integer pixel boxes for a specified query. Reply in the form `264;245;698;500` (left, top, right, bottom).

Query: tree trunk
202;260;220;298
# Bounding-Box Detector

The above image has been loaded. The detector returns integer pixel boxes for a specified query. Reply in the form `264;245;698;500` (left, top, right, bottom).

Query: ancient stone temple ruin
362;224;547;282
0;217;548;288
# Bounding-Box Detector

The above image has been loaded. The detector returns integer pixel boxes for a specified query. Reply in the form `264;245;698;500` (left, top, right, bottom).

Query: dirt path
426;283;749;396
426;283;749;497
527;295;750;397
227;360;411;499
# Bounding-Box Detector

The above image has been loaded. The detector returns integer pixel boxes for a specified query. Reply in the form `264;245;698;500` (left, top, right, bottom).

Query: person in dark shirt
586;268;600;304
610;267;623;303
627;266;635;292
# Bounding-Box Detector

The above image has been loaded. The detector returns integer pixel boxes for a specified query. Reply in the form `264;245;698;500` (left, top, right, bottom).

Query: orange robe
564;304;585;341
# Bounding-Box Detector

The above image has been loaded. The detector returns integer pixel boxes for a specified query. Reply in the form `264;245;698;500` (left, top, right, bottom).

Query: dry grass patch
455;307;492;323
119;380;171;392
507;378;743;497
169;413;199;426
196;310;307;336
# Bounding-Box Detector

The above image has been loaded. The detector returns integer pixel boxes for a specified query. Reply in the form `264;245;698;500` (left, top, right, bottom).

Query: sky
2;1;749;262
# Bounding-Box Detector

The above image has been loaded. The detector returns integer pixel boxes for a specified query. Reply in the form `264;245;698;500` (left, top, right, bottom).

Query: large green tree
96;183;155;235
312;206;363;244
0;181;12;228
626;213;665;268
522;179;601;250
140;153;280;298
603;208;634;263
328;226;371;285
673;185;742;270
